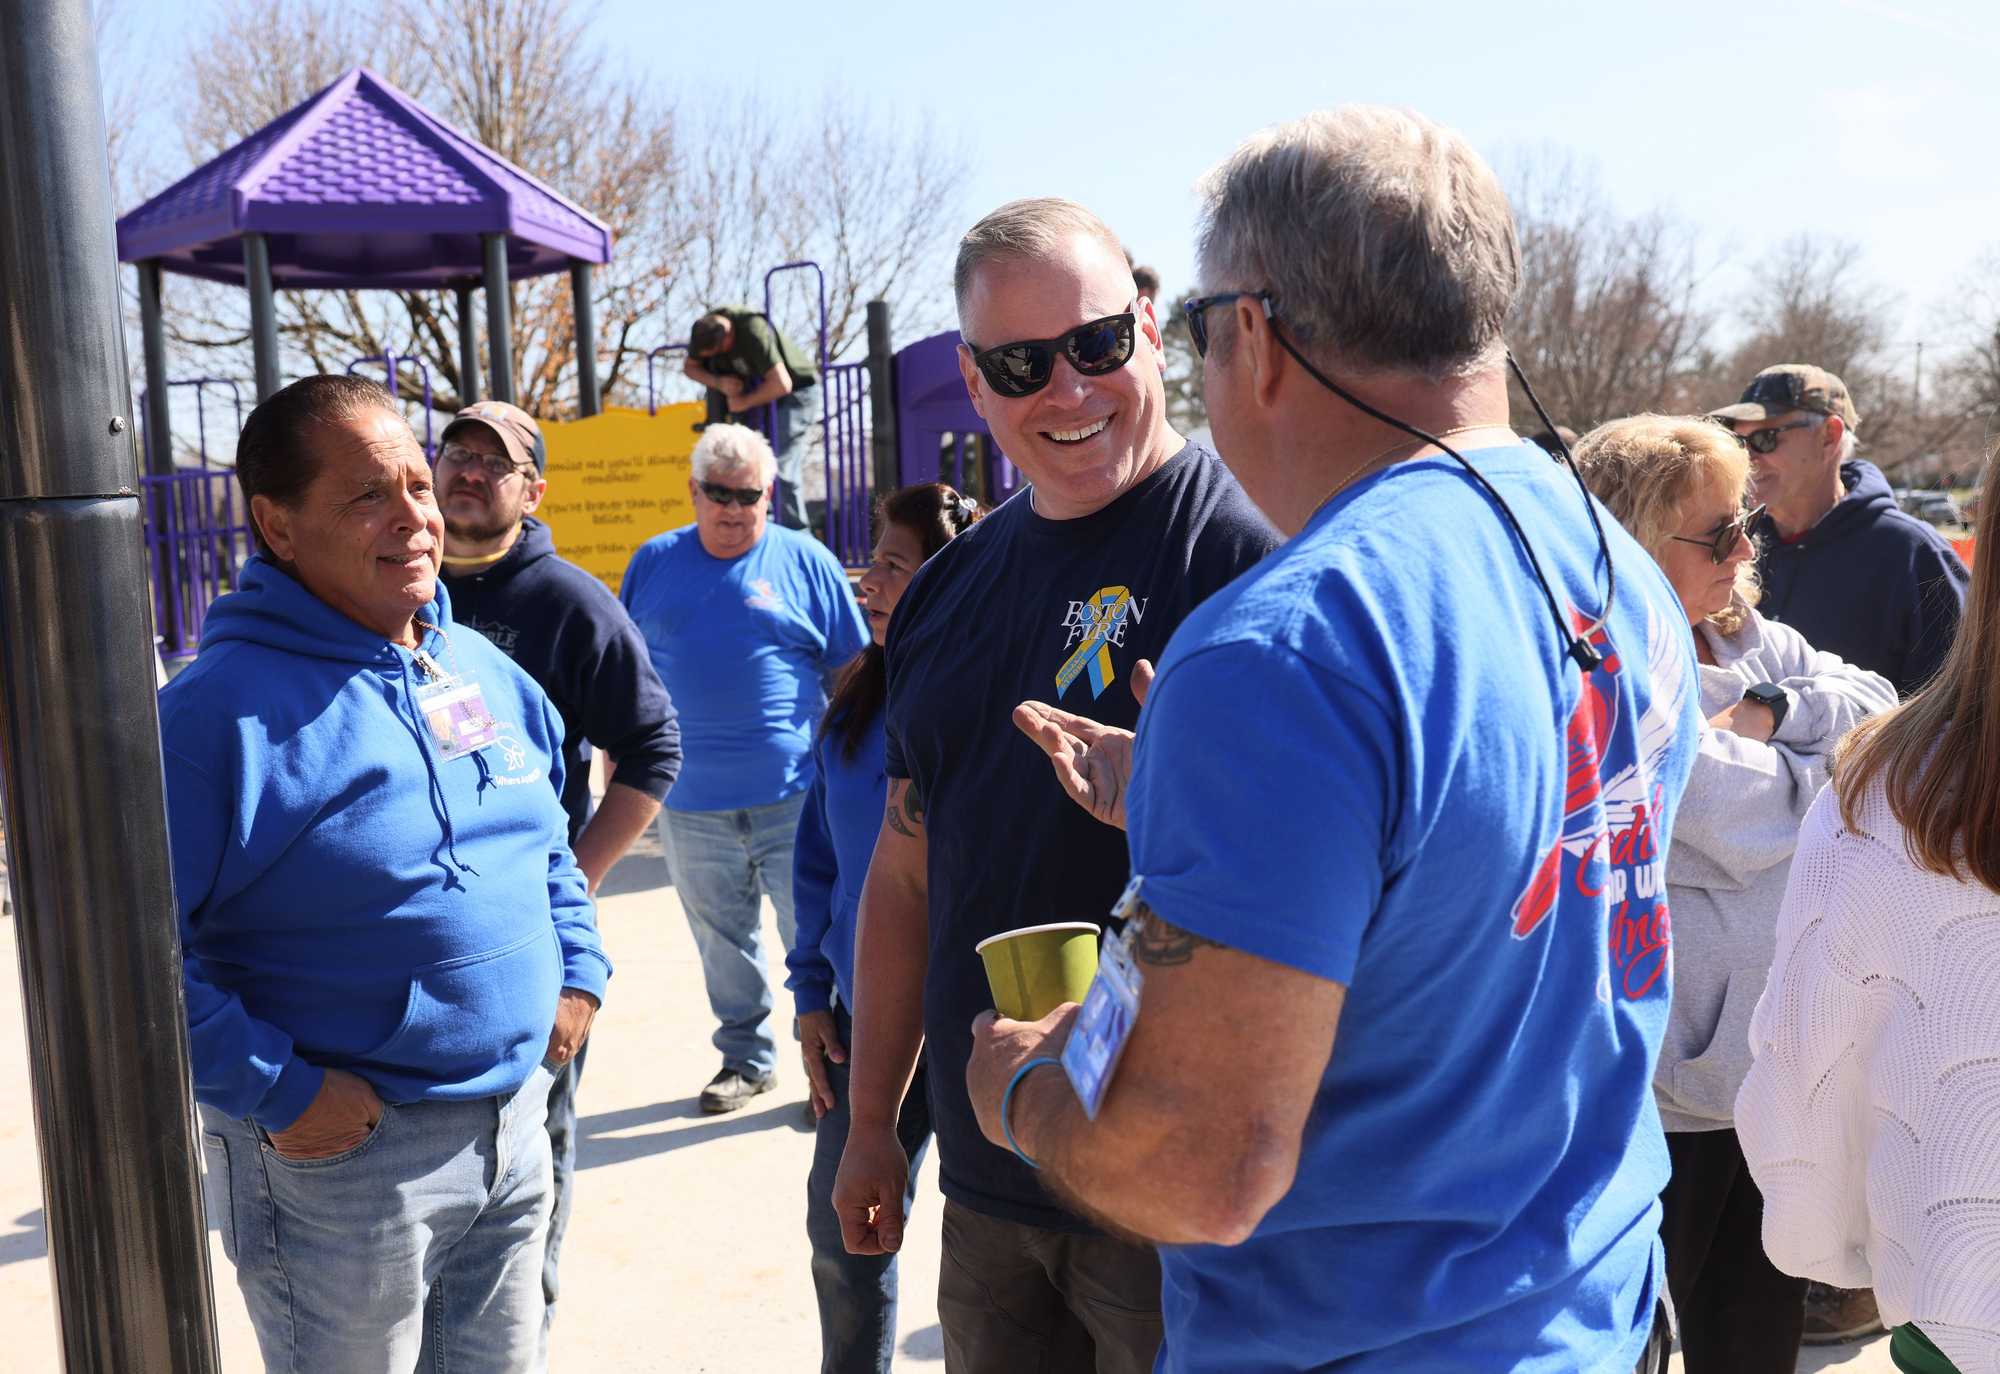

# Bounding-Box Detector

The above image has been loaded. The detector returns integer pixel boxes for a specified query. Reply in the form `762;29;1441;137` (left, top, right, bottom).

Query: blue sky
114;0;1999;365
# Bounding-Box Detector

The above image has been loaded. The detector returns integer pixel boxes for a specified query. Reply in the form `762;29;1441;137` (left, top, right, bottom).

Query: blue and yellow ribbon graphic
1056;586;1133;700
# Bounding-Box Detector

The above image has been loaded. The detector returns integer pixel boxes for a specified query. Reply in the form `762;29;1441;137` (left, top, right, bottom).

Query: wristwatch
1743;682;1790;733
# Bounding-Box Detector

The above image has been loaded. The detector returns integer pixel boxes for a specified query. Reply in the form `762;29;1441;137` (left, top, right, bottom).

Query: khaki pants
937;1199;1162;1374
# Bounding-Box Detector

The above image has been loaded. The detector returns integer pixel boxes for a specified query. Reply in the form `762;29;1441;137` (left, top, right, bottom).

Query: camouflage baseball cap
441;400;546;471
1708;364;1861;432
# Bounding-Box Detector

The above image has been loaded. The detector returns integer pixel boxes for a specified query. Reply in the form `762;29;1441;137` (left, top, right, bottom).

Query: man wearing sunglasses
685;307;819;532
833;197;1277;1374
436;400;683;1325
620;422;869;1117
967;109;1699;1374
1709;364;1966;700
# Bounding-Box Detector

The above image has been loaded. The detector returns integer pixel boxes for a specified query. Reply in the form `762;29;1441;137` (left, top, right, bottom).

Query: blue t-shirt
620;525;868;812
1127;441;1700;1372
885;440;1280;1230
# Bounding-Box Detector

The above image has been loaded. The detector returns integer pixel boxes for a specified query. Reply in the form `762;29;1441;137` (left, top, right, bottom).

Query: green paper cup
975;922;1101;1021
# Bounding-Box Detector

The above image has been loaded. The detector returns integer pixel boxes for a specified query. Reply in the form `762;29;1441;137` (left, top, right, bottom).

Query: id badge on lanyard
412;650;500;762
1062;876;1148;1120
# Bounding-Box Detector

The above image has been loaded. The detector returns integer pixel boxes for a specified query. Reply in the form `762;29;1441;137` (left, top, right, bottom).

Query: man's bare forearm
847;828;929;1127
572;782;662;894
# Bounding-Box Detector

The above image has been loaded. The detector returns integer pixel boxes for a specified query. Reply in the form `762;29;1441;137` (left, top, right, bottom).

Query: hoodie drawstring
397;654;479;886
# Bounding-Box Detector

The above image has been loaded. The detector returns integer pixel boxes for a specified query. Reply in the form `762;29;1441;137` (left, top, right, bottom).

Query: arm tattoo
1130;902;1225;968
904;777;926;828
885;779;918;839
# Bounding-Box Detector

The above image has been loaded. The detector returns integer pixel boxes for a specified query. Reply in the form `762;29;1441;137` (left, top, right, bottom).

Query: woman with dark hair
787;482;983;1374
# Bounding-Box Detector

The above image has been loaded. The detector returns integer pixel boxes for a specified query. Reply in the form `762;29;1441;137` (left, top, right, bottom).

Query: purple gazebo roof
116;67;611;289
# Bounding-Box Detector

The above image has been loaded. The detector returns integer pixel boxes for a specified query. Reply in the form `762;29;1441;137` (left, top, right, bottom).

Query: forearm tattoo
1130;901;1225;968
885;778;922;838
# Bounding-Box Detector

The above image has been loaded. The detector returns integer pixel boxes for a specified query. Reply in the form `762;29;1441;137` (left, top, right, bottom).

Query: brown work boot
1801;1283;1884;1345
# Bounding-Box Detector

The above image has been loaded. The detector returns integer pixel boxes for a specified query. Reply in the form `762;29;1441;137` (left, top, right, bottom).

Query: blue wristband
1000;1056;1061;1170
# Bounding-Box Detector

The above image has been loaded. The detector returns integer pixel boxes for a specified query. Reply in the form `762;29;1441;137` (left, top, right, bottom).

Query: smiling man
619;422;868;1115
832;198;1277;1374
1708;365;1965;701
160;375;606;1372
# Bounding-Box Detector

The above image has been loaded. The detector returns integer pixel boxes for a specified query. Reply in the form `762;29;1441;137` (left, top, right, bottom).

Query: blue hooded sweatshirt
159;556;608;1131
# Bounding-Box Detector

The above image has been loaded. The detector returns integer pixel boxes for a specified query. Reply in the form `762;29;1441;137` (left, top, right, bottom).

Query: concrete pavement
0;828;1889;1370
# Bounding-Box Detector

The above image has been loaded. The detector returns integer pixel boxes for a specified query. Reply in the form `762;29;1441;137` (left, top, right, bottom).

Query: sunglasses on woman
1670;504;1766;564
969;308;1137;398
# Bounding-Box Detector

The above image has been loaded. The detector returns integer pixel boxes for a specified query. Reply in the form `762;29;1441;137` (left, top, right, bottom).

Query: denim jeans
198;1062;556;1374
660;792;806;1078
769;389;813;532
541;1040;589;1321
807;1002;933;1373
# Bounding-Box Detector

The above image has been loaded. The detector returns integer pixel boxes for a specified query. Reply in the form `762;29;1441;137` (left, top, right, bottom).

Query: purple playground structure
115;65;613;655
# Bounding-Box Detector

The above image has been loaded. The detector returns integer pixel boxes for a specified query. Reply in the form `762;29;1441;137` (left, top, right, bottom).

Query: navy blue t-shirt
1128;441;1701;1371
883;440;1278;1230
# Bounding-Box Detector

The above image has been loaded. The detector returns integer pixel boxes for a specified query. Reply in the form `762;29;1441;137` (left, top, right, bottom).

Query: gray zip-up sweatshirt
1655;605;1896;1132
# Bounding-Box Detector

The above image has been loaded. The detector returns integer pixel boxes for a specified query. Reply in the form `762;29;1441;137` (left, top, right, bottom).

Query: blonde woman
1576;415;1896;1371
1736;449;2000;1374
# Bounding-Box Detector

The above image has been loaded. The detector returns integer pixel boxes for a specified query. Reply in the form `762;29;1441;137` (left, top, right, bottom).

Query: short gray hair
691;422;776;486
954;198;1131;337
1194;106;1520;378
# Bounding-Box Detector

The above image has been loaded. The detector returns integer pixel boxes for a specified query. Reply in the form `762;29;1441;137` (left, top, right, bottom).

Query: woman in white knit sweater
1576;415;1897;1372
1736;455;2000;1374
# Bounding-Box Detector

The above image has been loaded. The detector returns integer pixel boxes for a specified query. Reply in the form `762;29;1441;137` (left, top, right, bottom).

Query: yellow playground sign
535;404;701;596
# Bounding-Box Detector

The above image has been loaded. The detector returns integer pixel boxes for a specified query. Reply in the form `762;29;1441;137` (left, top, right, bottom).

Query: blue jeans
542;1040;588;1320
770;389;812;531
807;1003;933;1373
199;1062;556;1374
660;793;806;1078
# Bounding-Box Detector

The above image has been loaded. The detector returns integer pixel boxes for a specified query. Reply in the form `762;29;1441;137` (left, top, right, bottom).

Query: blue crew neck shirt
1126;441;1700;1372
620;524;868;813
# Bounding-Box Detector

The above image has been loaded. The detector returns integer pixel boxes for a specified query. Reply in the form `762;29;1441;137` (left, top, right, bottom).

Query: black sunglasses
1670;504;1766;564
699;480;766;507
1731;419;1816;455
1182;290;1275;357
969;309;1137;398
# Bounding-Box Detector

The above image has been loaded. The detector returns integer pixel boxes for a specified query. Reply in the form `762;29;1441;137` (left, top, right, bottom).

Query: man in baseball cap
1706;363;1964;703
436;398;683;1328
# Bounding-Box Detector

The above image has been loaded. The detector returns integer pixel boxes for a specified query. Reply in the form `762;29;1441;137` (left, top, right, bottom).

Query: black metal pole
244;230;280;400
0;1;224;1370
138;260;171;476
455;283;480;407
571;261;599;418
865;299;899;495
483;233;514;404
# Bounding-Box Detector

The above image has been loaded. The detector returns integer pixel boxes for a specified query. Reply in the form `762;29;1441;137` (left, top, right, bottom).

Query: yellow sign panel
535;404;702;596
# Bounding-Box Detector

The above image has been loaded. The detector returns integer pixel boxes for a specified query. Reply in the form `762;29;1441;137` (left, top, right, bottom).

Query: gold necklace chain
1303;423;1512;526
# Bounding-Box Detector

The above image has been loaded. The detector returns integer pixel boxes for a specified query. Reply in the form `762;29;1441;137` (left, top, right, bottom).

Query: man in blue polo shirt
983;107;1699;1373
621;422;868;1113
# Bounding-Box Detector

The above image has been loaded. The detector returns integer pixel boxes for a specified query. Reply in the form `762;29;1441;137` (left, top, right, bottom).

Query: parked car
1904;491;1966;528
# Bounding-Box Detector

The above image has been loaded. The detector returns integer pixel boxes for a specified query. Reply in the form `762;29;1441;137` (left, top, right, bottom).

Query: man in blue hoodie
436;399;680;1325
161;375;607;1374
1711;364;1967;699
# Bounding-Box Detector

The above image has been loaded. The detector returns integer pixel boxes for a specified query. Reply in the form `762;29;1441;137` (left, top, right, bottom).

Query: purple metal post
646;343;689;417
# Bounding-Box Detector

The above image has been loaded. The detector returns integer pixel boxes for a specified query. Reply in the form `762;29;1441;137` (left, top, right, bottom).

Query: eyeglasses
699;480;766;508
1731;419;1817;455
436;442;533;480
1670;504;1766;564
968;309;1137;398
1181;290;1275;358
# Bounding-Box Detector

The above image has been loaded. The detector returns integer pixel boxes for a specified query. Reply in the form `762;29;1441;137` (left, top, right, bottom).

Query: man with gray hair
981;107;1698;1371
835;196;1276;1372
620;422;867;1113
1710;364;1965;701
